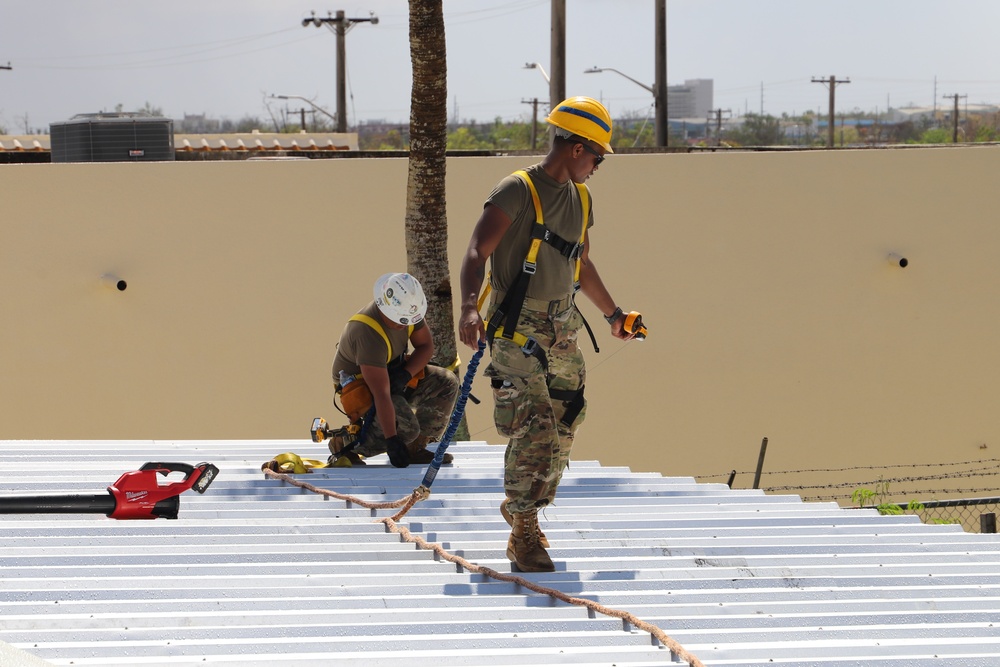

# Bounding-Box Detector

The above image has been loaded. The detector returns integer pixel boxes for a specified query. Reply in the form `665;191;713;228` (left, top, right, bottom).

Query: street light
270;95;338;124
584;66;652;93
585;66;668;147
523;62;550;84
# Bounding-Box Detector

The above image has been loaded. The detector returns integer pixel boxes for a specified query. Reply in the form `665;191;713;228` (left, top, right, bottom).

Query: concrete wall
2;148;998;500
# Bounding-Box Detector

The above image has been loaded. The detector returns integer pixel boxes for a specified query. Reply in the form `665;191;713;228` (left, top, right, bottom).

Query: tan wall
2;148;998;502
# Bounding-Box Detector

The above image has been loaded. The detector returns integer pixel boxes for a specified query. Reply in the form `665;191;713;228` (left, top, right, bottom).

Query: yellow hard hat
546;96;614;153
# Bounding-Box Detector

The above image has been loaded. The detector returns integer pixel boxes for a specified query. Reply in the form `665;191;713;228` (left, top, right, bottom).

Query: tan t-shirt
331;302;422;382
485;163;595;302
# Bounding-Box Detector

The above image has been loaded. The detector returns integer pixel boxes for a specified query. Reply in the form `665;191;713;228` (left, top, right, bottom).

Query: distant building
886;107;937;125
886;104;1000;125
667;79;713;119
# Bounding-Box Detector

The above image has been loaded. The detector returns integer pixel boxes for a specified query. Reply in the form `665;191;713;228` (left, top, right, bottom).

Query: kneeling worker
331;272;460;467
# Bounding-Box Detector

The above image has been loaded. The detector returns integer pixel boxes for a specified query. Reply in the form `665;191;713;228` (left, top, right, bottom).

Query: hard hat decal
373;272;427;325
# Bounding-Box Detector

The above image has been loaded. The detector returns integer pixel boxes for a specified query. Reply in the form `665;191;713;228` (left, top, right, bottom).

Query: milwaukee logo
126;491;149;501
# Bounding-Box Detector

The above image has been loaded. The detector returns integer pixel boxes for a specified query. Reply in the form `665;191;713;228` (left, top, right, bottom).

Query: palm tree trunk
406;0;469;439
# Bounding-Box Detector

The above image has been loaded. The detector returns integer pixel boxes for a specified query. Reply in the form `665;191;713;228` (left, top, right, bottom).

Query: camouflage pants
355;364;460;457
486;301;587;514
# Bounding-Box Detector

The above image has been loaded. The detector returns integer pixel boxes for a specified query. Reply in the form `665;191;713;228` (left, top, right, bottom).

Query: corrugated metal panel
3;439;1000;666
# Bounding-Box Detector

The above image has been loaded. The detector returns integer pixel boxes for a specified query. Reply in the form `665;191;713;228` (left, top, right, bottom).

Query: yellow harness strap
512;169;589;286
262;452;327;474
477;279;532;347
478;171;590;347
514;169;546;273
349;314;414;365
573;183;589;284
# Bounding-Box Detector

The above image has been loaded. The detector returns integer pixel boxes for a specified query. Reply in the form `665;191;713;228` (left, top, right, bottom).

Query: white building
667;78;713;119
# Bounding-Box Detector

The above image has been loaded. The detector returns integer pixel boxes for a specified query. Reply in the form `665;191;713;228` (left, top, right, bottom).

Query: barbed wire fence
696;456;1000;534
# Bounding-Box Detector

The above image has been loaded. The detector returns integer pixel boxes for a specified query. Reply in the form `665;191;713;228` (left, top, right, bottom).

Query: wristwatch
604;307;623;325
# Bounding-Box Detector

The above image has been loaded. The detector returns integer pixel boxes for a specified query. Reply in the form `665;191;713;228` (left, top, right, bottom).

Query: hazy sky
2;0;999;133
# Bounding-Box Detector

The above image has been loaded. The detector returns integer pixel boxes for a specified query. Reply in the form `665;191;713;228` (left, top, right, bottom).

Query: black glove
385;435;410;468
388;367;412;395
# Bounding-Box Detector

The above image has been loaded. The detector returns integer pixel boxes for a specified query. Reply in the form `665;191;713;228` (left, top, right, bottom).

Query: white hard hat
373;272;427;325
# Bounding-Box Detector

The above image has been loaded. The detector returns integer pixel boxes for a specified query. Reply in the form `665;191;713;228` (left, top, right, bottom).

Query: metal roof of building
3;438;1000;666
0;132;358;153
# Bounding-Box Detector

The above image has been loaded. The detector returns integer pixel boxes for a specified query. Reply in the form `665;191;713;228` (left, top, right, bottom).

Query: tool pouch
339;380;373;422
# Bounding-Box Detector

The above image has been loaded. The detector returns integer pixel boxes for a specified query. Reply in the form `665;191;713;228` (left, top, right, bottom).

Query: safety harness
482;170;593;428
348;313;414;366
327;315;416;461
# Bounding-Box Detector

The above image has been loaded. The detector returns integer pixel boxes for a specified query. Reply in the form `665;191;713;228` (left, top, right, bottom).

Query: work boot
506;509;555;573
327;451;365;467
406;436;453;465
500;499;548;548
407;442;453;465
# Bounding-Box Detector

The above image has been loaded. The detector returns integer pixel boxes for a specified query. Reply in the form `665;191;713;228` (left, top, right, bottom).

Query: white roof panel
2;439;1000;666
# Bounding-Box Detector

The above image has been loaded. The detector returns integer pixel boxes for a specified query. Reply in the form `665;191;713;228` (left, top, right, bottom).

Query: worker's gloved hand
385;435;410;468
388;367;412;395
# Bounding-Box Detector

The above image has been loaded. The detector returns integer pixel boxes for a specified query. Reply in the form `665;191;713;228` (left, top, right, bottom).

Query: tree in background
446;126;492;150
612;109;657;149
222;116;269;133
913;127;951;144
724;113;786;147
962;113;1000;142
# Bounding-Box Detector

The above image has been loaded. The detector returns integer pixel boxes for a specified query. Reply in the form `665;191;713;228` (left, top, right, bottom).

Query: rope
262;467;420;510
261;467;704;667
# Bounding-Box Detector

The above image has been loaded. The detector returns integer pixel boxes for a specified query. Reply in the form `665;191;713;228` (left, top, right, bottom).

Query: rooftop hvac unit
50;113;175;163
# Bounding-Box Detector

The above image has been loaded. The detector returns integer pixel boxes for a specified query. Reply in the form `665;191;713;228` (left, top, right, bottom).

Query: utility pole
706;108;731;146
654;0;668;147
522;98;540;150
942;93;967;143
302;10;378;133
811;75;850;148
549;0;566;145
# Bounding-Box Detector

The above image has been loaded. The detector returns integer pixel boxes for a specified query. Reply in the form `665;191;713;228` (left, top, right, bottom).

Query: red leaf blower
0;461;219;520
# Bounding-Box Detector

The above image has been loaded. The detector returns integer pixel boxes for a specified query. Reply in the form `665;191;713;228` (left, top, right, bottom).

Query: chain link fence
899;498;999;534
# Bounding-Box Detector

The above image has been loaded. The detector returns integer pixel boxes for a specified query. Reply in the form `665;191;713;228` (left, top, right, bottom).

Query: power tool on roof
310;416;371;467
0;461;219;520
623;311;648;340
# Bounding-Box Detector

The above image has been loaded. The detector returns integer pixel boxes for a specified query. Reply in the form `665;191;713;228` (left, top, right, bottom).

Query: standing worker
458;96;642;572
332;272;460;467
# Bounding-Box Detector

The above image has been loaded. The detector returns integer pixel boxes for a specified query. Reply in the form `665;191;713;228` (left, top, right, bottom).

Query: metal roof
3;439;1000;666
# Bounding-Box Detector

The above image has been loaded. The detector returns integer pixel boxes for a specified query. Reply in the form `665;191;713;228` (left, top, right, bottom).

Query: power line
706;108;731;146
302;10;379;133
521;98;541;150
14;34;316;71
811;75;850;148
942;93;967;142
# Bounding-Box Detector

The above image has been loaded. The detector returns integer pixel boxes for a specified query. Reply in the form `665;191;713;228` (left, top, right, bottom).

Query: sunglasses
578;142;605;166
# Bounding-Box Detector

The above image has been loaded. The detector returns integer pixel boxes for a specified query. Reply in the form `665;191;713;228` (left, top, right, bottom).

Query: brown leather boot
407;437;453;464
500;499;548;548
506;509;554;572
